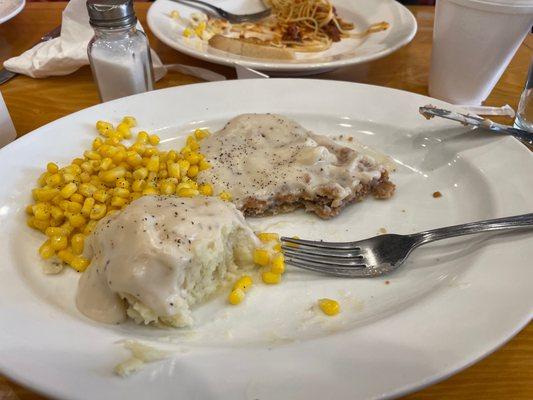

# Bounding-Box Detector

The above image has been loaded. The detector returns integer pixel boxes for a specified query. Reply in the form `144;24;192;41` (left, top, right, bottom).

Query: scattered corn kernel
257;232;280;243
262;271;281;284
198;183;213;196
50;235;68;251
39;240;55;259
176;187;198;197
318;298;340;316
219;191;232;201
233;275;253;292
148;134;160;146
228;288;245;305
46;162;59;174
71;233;85;255
70;256;90;272
253;248;270;266
271;253;285;274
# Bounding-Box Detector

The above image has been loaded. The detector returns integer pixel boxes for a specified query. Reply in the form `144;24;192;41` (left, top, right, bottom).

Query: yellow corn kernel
78;183;97;198
286;236;300;248
62;173;76;183
80;161;93;174
60;221;73;235
84;150;101;161
81;197;95;217
186;136;200;151
228;288;245;305
50;206;64;221
194;128;209;140
262;271;281;285
116;122;131;137
33;218;50;232
39;240;55;259
257;232;280;243
160;180;176;195
57;249;75;264
111;149;126;164
273;243;282;252
96;120;113;135
125;153;142;168
178;159;190;176
71;158;84;166
198;183;213;196
79;172;91;183
92;137;103;150
69;256;90;272
60;182;78;198
122;116;137;128
167;162;181;179
71;233;85;255
32;204;50;220
271;253;285;274
233;275;253;292
187;165;199;178
183;27;194;37
198;159;211;171
133;167;148;180
136;131;149;144
194;21;206;37
110;196;127;208
114;187;130;199
159;169;168;179
33;188;59;202
83;220;98;235
101;166;126;184
50;235;68;251
176;188;198;197
70;193;85;204
27;217;35;229
45;173;62;187
253;248;270;266
93;189;109;203
167;150;178;161
45;227;67;237
65;201;82;214
69;213;86;228
25;205;34;215
100;157;113;170
132;179;145;192
146;171;158;187
318;298;340;316
186;152;200;165
146;155;160;172
142;187;159;195
170;10;180;19
65;164;82;175
219;191;232;202
148;134;160;146
115;177;130;189
46;162;59;174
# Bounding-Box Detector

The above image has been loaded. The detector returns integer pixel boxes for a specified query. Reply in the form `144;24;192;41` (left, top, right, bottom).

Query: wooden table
0;3;531;399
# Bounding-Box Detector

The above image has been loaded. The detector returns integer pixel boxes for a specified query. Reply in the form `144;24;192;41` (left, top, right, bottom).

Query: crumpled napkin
3;0;166;80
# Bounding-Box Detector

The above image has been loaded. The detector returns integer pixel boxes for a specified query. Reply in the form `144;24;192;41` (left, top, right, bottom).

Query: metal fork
281;213;533;277
171;0;271;23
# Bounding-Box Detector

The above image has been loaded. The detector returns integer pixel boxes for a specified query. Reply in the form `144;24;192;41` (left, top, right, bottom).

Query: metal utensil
281;213;533;277
419;105;533;143
0;25;62;85
172;0;271;23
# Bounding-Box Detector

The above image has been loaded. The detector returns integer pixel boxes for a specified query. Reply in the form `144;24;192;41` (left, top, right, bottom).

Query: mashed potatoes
76;195;258;327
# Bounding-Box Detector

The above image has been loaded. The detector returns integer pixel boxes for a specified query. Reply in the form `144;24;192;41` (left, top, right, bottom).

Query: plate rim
0;79;532;400
146;0;418;72
0;0;25;25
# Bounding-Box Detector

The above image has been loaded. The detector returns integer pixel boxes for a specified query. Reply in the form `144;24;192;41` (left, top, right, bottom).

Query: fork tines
281;236;367;278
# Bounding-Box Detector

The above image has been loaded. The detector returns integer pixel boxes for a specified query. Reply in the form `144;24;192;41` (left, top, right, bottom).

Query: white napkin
0;92;16;148
3;0;166;80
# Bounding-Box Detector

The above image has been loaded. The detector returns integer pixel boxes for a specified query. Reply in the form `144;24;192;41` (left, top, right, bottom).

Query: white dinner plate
147;0;417;75
0;79;532;400
0;0;24;24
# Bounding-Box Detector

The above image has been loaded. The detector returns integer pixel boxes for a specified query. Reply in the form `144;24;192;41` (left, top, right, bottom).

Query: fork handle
413;213;533;245
174;0;224;15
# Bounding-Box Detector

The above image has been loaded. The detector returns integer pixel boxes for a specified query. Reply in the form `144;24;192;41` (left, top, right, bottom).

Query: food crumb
348;137;353;142
385;280;390;285
433;191;442;198
401;209;406;213
378;227;387;234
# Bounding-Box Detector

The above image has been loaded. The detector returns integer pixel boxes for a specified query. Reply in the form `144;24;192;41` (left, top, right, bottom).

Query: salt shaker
86;0;154;102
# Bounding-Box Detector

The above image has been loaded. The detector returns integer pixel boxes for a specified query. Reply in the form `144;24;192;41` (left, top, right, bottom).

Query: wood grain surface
0;3;531;400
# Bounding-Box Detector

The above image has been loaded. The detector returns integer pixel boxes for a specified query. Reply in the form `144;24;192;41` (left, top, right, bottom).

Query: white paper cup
429;0;533;105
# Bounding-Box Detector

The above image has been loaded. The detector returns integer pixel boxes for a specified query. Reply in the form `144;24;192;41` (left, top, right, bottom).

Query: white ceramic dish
0;0;24;24
147;0;417;75
0;79;532;400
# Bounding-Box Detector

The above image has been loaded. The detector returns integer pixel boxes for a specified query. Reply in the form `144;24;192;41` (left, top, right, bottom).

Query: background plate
147;0;417;74
0;79;531;400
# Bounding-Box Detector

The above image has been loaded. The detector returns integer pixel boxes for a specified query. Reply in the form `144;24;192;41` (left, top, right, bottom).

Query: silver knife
419;105;533;144
0;25;62;85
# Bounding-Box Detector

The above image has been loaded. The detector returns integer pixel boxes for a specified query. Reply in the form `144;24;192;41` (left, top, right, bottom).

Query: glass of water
515;58;533;132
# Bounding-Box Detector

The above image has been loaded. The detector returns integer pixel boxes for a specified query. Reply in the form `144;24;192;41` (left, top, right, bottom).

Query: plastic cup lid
446;0;533;13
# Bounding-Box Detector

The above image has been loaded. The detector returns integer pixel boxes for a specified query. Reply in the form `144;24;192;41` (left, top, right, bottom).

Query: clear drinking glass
514;58;533;132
